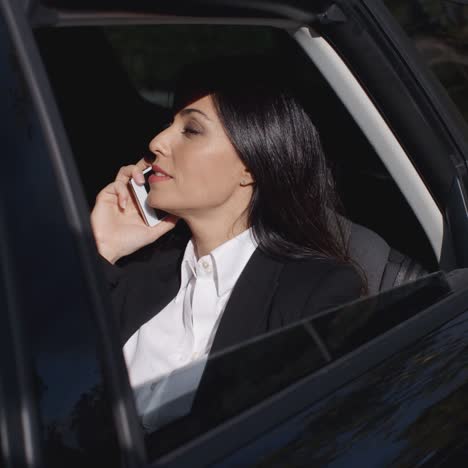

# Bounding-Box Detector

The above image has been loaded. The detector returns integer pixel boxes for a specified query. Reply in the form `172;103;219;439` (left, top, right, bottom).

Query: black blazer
101;243;363;353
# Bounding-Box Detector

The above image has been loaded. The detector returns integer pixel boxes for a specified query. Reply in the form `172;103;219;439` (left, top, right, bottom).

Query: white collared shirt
123;228;257;431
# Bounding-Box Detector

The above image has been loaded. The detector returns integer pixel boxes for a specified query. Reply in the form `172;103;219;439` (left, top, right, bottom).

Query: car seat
335;214;428;295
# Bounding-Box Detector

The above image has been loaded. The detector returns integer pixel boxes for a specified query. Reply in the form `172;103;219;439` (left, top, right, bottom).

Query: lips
151;164;172;178
148;164;173;184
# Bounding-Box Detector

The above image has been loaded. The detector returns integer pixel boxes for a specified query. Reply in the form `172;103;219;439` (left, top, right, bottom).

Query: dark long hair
171;55;350;264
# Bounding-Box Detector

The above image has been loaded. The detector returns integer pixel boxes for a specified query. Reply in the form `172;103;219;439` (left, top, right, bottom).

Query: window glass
385;0;468;125
144;273;450;461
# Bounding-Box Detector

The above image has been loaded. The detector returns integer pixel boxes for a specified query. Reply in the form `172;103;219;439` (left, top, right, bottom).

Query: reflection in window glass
385;0;468;124
144;273;450;461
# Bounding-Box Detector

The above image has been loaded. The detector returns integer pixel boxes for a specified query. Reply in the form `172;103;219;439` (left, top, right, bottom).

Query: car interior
33;22;439;296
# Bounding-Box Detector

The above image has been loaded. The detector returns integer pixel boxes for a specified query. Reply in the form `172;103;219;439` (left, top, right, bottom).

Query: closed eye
181;126;200;136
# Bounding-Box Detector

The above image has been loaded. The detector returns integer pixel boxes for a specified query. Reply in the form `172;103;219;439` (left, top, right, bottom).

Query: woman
91;56;364;430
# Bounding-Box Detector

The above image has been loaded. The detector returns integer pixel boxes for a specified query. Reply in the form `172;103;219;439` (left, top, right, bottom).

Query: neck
184;209;250;259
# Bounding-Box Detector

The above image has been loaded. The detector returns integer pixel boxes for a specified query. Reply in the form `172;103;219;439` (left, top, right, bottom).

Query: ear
240;167;254;186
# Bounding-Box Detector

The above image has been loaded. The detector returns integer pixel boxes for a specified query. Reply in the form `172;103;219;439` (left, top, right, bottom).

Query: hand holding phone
129;167;167;226
91;162;177;264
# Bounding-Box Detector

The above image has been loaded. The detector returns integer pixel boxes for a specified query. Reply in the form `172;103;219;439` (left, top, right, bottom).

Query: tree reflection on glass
386;0;468;125
254;314;468;467
41;383;121;468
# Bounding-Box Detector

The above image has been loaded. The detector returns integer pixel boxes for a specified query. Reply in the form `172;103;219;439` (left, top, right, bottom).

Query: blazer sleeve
301;263;363;319
96;247;183;344
97;254;130;320
96;245;176;312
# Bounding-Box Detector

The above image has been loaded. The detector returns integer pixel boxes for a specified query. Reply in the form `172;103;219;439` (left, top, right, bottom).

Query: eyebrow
179;108;212;121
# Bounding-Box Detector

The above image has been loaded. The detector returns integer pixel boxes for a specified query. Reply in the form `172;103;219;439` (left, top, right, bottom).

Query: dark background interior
34;24;437;271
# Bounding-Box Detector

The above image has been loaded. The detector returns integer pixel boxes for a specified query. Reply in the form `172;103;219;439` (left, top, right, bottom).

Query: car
2;0;468;466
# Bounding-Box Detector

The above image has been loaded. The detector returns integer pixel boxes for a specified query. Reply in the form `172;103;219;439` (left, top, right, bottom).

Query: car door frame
358;0;468;271
327;0;468;269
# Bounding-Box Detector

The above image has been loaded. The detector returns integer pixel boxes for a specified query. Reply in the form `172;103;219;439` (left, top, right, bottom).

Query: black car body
2;0;468;466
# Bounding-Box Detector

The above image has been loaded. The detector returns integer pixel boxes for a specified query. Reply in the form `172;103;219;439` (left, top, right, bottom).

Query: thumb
147;215;179;242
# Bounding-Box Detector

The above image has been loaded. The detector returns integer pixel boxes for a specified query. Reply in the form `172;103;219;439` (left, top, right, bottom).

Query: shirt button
201;260;211;272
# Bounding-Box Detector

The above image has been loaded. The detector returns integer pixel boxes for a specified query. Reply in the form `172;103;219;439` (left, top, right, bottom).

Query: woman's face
146;94;252;218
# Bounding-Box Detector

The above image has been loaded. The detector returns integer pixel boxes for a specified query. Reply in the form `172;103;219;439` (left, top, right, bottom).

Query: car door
0;1;145;467
215;275;468;468
133;271;468;468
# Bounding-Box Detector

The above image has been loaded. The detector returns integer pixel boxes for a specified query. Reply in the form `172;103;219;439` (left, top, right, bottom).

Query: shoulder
272;256;364;324
280;256;362;289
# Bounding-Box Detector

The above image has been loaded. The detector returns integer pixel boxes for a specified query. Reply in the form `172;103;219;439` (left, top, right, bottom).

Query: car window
213;280;468;468
143;272;451;462
385;0;468;126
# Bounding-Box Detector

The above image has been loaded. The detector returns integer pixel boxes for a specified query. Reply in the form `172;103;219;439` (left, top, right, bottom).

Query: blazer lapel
210;248;285;353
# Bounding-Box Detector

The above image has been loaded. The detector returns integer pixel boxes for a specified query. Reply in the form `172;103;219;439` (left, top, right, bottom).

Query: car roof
35;0;333;22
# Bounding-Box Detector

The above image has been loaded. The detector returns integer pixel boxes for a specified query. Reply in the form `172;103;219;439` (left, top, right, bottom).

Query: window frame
375;0;468;268
293;24;444;262
370;0;468;168
338;0;468;269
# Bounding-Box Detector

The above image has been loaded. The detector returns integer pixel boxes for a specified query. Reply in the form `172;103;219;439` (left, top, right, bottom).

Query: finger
133;155;157;184
114;180;131;210
97;182;119;202
131;165;146;186
115;165;138;184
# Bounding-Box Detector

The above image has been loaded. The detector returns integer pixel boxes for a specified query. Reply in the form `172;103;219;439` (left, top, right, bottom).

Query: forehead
179;94;215;116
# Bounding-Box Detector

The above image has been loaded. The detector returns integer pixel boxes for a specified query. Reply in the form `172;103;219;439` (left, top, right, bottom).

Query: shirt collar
210;228;258;297
179;239;197;290
176;228;258;301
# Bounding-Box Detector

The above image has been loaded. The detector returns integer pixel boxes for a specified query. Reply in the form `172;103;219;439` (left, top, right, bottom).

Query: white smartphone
129;167;166;226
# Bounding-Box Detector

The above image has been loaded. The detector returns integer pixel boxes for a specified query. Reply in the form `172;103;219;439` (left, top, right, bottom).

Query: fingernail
137;174;145;184
122;199;127;209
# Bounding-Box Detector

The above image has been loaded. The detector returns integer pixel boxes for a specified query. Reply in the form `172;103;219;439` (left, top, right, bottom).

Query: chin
149;200;181;216
148;196;202;218
148;196;170;211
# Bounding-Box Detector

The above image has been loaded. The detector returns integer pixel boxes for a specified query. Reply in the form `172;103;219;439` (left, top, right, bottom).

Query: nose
147;125;171;163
